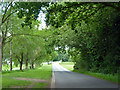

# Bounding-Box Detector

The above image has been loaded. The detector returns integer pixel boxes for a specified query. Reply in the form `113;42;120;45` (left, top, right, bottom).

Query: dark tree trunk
10;41;12;71
0;38;3;72
25;58;28;69
20;52;23;70
20;61;22;71
10;58;12;71
31;62;34;69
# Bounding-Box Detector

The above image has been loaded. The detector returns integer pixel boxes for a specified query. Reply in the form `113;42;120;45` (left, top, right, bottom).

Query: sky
37;12;47;30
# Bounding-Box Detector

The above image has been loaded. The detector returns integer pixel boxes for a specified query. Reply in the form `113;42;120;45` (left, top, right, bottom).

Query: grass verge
2;64;52;80
2;76;31;88
60;62;119;84
73;70;119;84
60;62;74;71
34;82;48;88
2;64;52;88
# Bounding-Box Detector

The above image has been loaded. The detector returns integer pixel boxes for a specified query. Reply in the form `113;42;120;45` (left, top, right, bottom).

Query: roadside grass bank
2;77;31;88
73;70;119;84
59;62;74;71
60;62;119;84
2;64;52;88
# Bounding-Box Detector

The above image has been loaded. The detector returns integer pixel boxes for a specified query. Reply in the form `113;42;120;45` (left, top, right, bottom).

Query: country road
52;62;119;89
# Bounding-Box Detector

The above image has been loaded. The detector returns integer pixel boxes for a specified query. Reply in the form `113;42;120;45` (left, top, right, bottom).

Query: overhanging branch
4;33;42;45
11;33;42;37
2;11;16;24
2;2;13;23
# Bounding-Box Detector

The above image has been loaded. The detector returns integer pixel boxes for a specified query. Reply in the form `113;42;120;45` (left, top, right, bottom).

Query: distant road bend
52;62;118;89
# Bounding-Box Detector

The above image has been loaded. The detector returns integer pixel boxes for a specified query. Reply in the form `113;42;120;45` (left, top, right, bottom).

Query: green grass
60;62;74;71
2;77;31;88
2;64;52;80
34;82;48;88
60;62;119;84
2;64;52;88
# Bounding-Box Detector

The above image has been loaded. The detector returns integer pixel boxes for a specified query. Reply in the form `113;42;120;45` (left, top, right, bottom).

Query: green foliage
53;51;69;62
12;2;49;27
2;2;120;75
45;2;120;74
2;11;55;70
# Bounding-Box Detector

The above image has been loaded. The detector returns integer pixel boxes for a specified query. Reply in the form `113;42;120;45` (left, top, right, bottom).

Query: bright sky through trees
37;12;46;30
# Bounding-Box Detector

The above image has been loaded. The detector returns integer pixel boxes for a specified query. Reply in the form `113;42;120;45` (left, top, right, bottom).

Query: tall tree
0;2;49;71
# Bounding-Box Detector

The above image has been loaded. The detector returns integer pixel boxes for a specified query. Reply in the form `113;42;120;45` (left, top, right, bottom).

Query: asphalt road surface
52;62;119;89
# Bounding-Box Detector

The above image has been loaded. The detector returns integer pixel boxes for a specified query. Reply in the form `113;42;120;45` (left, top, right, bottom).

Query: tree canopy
45;2;120;74
0;2;120;74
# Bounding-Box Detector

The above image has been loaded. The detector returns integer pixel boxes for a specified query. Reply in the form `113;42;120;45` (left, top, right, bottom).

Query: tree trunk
10;41;12;71
25;58;28;69
20;52;23;70
20;61;22;70
31;61;34;69
0;34;2;72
